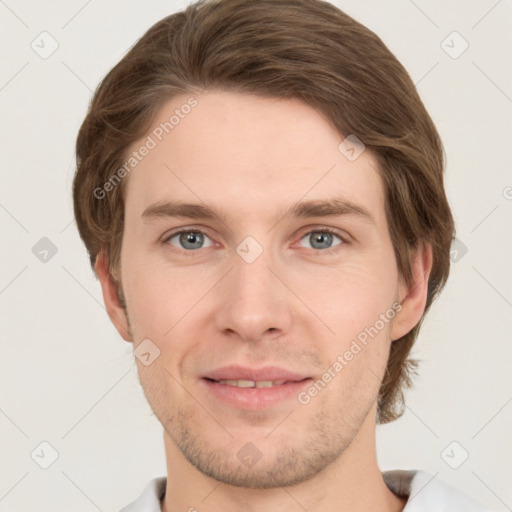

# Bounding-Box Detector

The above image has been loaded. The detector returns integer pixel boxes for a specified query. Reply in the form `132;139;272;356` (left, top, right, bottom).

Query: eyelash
162;227;348;255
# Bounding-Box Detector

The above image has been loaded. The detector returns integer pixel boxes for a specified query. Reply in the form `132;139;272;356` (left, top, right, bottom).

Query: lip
201;365;312;410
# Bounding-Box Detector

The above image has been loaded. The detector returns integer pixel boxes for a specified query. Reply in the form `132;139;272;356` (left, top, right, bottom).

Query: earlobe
94;250;132;342
391;243;433;341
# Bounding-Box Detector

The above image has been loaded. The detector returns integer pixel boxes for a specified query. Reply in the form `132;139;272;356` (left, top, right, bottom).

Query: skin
96;90;432;512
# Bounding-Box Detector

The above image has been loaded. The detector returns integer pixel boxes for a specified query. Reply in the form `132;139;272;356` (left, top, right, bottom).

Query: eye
298;228;344;252
163;227;346;254
164;230;214;251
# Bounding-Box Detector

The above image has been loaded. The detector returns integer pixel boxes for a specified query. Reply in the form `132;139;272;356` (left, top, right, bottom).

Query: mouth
211;379;298;388
201;366;312;409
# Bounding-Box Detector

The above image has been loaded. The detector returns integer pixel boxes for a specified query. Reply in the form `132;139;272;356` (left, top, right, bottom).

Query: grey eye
299;231;342;250
167;231;213;250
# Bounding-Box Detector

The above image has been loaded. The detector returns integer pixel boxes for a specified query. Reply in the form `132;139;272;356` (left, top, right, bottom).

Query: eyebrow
141;198;375;225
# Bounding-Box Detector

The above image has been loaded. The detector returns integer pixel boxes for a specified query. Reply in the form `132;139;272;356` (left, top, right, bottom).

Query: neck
161;406;407;512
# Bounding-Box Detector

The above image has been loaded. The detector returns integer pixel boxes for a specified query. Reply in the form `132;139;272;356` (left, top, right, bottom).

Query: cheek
122;252;208;336
296;256;399;342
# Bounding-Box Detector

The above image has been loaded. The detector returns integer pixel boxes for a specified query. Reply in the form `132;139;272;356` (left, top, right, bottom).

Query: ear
95;250;132;342
391;243;433;341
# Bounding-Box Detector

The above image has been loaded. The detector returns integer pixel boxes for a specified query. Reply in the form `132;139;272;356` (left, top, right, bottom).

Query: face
114;90;407;488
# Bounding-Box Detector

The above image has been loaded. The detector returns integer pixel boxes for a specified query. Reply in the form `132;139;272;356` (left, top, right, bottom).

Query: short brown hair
72;0;455;423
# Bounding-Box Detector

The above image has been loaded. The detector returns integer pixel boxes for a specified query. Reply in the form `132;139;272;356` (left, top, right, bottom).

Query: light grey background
1;0;511;510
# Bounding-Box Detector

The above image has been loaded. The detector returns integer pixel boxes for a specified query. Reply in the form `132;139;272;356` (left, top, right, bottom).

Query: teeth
217;379;286;388
237;379;256;388
256;381;273;388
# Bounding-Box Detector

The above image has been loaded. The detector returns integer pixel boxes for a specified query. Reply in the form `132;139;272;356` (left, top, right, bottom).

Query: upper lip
203;365;310;382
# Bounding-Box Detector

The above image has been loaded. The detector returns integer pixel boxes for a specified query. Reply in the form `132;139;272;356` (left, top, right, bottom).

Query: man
72;0;489;510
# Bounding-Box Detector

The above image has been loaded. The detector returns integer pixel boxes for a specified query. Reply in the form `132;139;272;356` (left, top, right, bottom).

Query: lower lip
201;378;312;409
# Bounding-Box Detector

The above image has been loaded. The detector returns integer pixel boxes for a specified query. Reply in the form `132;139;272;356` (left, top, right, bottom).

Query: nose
214;245;294;343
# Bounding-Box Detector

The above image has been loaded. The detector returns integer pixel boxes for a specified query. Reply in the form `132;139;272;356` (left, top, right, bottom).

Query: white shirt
119;469;491;511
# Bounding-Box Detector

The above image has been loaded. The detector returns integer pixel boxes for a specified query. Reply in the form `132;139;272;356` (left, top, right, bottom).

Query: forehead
123;90;385;226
